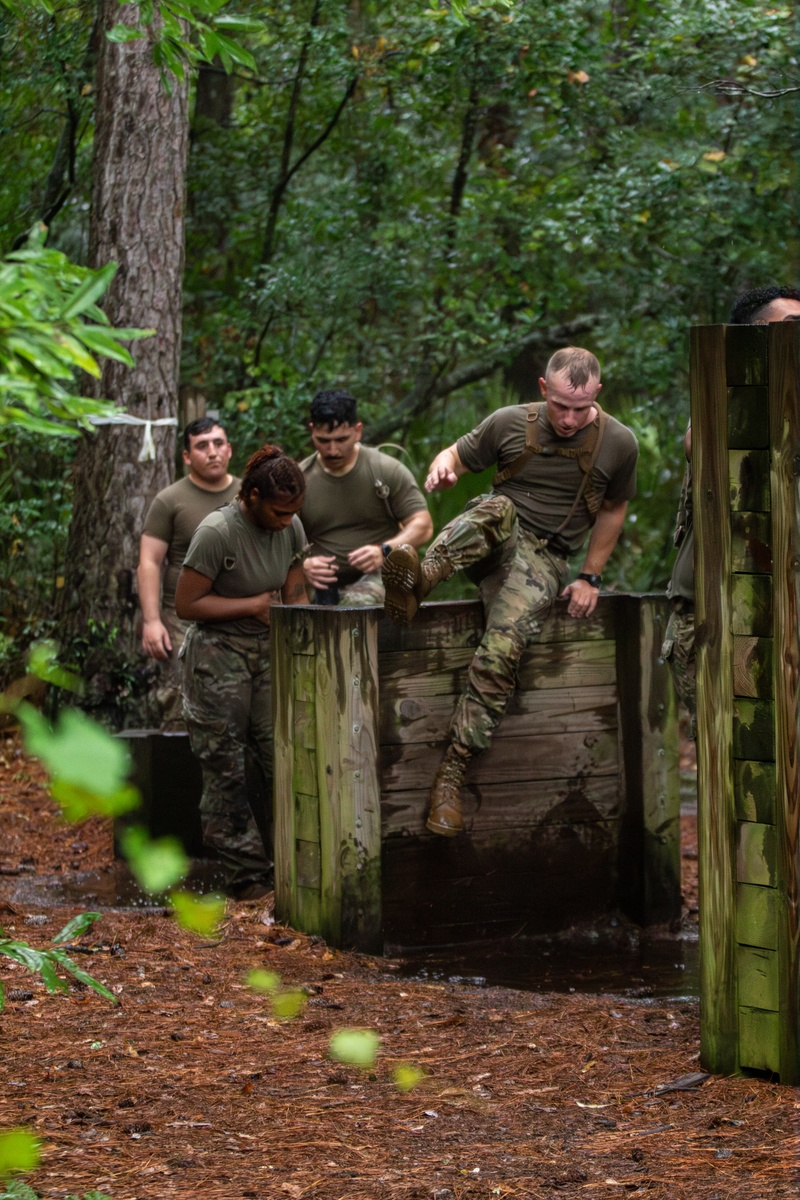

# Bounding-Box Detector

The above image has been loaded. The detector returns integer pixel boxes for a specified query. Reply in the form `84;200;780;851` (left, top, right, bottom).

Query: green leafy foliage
244;968;307;1020
0;228;152;435
0;912;117;1010
109;0;258;83
14;703;139;821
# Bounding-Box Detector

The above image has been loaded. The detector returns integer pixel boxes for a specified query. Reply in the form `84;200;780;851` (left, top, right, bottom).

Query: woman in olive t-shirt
175;445;308;900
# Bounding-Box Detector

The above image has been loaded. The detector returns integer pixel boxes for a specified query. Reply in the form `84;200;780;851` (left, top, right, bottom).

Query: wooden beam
693;323;738;1075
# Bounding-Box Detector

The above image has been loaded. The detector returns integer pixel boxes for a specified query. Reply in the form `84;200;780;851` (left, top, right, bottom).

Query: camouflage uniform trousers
309;571;385;606
427;494;571;754
181;623;273;888
662;600;696;737
153;606;190;730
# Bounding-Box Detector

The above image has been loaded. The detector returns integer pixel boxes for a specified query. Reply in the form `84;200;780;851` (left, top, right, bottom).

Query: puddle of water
390;929;699;1000
6;859;228;910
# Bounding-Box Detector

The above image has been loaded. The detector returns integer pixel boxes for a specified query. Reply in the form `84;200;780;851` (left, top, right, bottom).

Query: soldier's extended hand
348;544;384;573
142;619;172;661
253;590;279;626
303;555;338;589
425;463;459;492
561;578;599;619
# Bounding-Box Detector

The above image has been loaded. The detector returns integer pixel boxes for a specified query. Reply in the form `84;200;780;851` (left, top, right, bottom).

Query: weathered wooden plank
381;776;621;838
296;838;321;889
726;327;767;386
732;698;774;762
767;319;800;1082
729;449;771;513
731;574;773;637
379;640;618;700
693;323;738;1076
738;1007;780;1074
292;745;317;801
314;608;382;952
736;822;777;888
272;609;299;917
377;596;616;654
379;685;618;746
738;945;779;1011
381;820;620;943
293;698;316;752
294;885;321;933
733;760;776;824
380;729;619;793
294;793;320;845
614;594;681;924
730;511;772;575
292;655;316;703
732;636;774;700
727;385;770;447
736;883;779;950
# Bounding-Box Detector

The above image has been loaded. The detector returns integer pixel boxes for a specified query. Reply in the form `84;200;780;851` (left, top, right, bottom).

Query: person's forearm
175;590;273;622
580;502;627;575
393;508;433;550
137;560;164;623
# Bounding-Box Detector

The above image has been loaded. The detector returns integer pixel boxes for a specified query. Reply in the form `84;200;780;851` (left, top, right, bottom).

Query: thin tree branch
700;78;800;99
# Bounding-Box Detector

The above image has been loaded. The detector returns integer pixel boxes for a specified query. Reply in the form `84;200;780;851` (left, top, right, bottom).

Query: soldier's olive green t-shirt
143;474;241;606
457;404;638;557
299;446;428;585
182;503;307;635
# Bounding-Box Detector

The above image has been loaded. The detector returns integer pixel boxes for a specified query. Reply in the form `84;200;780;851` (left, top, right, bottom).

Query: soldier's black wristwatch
577;572;602;588
381;543;393;558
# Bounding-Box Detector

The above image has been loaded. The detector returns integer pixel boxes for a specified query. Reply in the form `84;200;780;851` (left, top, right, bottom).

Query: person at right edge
382;346;639;837
663;285;800;737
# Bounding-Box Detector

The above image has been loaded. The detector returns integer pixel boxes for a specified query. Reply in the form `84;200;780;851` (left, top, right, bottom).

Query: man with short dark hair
137;417;240;726
300;389;433;605
382;347;638;836
663;286;800;732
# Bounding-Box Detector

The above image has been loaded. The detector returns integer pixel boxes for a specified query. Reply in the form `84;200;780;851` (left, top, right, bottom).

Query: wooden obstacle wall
692;321;800;1083
272;594;679;955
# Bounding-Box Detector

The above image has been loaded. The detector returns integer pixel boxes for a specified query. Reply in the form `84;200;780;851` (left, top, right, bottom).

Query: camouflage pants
153;606;189;730
181;624;273;887
662;601;696;737
427;494;571;754
309;571;385;606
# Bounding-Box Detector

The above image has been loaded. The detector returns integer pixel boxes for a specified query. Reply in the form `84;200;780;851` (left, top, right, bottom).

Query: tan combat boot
382;544;453;624
426;742;471;836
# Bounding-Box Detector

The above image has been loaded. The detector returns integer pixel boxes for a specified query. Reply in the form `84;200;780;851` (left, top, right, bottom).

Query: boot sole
382;549;421;624
426;815;462;837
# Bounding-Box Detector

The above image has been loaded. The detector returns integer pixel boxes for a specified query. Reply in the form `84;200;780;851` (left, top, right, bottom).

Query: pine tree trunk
60;2;188;726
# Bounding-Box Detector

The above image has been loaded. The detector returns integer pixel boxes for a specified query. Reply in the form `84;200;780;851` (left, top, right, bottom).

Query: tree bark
59;1;189;726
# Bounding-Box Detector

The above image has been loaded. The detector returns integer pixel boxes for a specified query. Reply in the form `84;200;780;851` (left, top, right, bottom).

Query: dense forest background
1;0;797;698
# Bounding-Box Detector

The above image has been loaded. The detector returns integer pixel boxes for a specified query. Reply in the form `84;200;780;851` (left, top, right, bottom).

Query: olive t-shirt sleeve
183;520;227;581
142;493;173;544
383;457;428;522
456;413;504;474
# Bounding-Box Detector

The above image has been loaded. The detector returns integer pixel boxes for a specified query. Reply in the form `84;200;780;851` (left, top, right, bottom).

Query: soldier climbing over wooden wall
382;346;638;837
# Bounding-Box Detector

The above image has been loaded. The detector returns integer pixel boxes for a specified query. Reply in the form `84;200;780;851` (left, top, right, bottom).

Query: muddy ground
0;734;797;1200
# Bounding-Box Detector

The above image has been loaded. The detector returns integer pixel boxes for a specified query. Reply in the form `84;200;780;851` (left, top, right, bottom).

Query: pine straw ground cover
0;739;798;1200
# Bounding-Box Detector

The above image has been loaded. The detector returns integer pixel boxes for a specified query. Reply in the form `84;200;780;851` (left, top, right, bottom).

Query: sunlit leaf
271;989;307;1021
119;826;188;893
169;890;226;936
393;1062;426;1093
17;703;132;796
329;1028;380;1068
51;912;102;945
0;1128;41;1176
26;641;83;693
246;968;281;993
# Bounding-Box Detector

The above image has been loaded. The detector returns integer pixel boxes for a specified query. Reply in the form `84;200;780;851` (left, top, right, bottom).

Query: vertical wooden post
767;322;800;1083
273;606;382;952
615;595;681;924
693;324;739;1075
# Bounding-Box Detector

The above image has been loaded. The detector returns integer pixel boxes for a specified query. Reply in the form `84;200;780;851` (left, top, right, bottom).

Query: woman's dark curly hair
239;444;305;502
